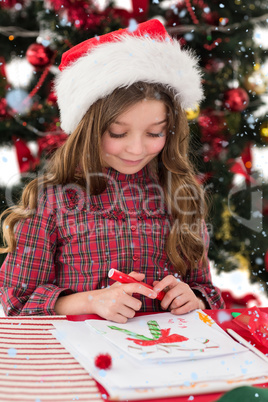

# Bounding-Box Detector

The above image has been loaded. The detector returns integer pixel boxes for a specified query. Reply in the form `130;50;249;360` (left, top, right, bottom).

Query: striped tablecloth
0;316;103;402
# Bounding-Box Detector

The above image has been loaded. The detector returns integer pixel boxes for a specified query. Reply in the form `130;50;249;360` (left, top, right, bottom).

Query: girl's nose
125;135;144;155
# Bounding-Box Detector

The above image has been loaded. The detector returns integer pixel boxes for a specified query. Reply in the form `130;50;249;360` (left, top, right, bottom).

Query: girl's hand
152;275;205;315
90;272;157;323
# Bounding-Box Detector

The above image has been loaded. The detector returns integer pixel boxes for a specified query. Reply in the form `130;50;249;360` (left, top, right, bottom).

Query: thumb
153;280;160;286
128;271;145;281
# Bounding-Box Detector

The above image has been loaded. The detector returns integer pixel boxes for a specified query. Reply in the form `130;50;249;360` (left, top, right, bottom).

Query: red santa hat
55;19;204;134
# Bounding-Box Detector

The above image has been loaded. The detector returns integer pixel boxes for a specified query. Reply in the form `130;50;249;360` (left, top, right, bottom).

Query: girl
0;19;224;321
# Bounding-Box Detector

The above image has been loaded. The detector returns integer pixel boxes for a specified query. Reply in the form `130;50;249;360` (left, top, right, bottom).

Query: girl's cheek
102;139;121;154
151;138;166;152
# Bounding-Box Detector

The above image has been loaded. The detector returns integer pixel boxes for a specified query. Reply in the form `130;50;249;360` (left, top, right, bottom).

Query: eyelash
108;132;164;138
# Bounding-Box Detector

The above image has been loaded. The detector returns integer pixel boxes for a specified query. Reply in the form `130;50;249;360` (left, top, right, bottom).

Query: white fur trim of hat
55;20;204;134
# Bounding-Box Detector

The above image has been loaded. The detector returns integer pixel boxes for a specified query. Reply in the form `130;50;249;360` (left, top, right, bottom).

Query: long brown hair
0;82;207;275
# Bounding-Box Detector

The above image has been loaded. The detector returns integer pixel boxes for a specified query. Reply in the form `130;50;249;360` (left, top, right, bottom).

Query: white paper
51;311;268;400
85;311;246;362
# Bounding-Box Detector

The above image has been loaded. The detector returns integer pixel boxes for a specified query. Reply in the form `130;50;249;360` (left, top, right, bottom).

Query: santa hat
55;19;204;134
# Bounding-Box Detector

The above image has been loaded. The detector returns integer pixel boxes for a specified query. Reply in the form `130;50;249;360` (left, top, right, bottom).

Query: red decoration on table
94;353;112;370
233;307;268;348
221;290;261;309
223;87;249;112
26;43;54;69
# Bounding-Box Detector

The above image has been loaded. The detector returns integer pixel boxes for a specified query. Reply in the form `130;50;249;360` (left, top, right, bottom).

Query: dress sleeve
0;191;73;316
183;223;225;309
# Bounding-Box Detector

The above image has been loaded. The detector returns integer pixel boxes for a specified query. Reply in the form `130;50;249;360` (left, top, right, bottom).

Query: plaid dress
0;165;224;315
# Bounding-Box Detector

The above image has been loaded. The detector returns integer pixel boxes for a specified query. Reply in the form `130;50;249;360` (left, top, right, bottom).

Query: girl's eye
108;131;165;138
109;131;126;138
148;132;165;138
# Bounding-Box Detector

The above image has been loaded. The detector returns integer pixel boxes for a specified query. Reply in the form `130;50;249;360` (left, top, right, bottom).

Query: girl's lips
120;158;143;165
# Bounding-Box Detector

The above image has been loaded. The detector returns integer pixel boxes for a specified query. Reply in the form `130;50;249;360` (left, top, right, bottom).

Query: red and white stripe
0;316;103;402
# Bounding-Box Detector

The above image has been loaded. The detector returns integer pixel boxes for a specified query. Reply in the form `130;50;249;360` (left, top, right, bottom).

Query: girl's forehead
114;99;167;119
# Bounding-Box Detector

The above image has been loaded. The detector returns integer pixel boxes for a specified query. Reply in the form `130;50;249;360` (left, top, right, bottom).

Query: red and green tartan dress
0;165;224;315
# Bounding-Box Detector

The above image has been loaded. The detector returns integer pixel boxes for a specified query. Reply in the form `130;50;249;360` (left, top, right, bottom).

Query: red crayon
108;269;165;301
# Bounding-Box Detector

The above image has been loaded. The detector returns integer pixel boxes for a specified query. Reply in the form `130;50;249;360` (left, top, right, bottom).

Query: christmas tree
161;0;268;290
0;0;267;294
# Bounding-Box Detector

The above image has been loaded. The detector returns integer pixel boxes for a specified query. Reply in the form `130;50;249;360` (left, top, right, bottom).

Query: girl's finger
122;293;142;312
170;301;194;315
153;275;179;294
160;287;185;310
168;293;188;310
112;313;129;324
119;304;137;319
123;283;157;299
128;272;145;281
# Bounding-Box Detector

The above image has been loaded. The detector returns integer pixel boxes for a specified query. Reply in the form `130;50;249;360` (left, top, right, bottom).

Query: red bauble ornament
26;43;54;69
131;0;149;21
204;58;225;73
38;133;68;157
0;98;8;119
94;353;112;370
0;0;23;8
203;11;220;26
264;201;268;216
198;109;228;161
223;88;249;112
198;110;226;140
179;37;187;47
47;91;57;105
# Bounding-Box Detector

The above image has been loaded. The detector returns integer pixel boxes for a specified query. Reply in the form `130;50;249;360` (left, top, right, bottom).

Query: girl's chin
116;166;144;174
102;155;154;173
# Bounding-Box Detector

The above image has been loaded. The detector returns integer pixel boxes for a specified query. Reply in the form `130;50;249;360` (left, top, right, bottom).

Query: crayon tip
231;312;241;318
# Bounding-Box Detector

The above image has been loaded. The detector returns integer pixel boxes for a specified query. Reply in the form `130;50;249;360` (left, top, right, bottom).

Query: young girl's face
101;99;167;174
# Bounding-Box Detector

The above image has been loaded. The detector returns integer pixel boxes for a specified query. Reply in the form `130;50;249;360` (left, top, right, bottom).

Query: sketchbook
51;310;268;400
85;310;245;363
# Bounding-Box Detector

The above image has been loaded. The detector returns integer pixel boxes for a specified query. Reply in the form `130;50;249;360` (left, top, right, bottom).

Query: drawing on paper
197;311;215;327
108;320;219;355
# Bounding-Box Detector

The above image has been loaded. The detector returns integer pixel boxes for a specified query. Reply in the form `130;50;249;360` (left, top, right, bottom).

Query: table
0;309;267;402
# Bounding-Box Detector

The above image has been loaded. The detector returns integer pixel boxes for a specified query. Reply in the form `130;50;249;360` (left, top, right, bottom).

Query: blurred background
0;0;268;314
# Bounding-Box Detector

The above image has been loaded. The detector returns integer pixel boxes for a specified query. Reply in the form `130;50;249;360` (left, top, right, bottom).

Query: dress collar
104;164;151;182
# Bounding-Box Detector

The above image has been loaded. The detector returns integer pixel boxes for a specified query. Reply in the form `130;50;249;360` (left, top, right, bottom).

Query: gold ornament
233;252;250;271
215;205;232;242
260;121;268;141
186;104;200;120
244;65;267;95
